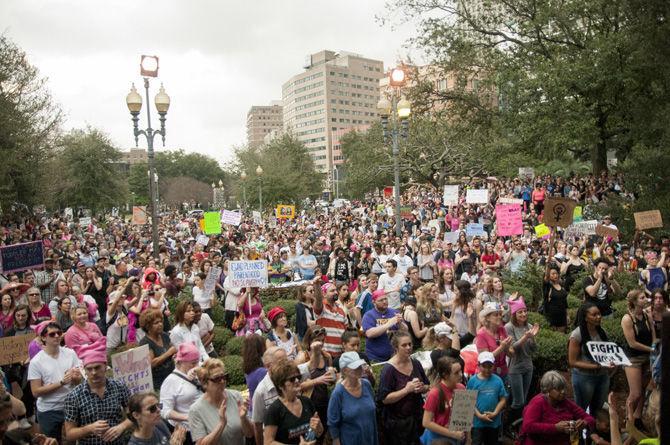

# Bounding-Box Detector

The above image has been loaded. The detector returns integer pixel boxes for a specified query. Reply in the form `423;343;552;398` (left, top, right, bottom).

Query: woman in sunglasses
128;392;186;445
189;359;253;445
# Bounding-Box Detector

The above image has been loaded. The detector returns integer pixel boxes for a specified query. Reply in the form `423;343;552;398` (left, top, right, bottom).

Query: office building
246;102;283;148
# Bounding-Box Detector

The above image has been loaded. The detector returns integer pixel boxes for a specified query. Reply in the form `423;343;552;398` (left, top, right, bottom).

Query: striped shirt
315;301;347;357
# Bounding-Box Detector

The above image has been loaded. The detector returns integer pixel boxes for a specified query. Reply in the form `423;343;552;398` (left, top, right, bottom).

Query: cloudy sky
0;0;424;166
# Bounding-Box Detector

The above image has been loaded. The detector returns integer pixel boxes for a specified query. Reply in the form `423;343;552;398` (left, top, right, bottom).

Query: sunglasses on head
209;373;229;384
147;402;163;413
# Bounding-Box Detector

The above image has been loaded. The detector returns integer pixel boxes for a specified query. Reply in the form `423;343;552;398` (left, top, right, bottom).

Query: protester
423;321;462;373
466;352;508;445
475;302;513;380
543;264;569;332
378;260;404;310
313;283;347;357
295;284;316;341
242;334;267;417
160;343;203;435
170;300;209;362
235;288;268;336
583;258;620;317
54;296;74;332
25;287;51;324
450;280;479;346
128;392;186;445
266;306;300;361
63;304;104;358
362;289;406;362
139;308;176;390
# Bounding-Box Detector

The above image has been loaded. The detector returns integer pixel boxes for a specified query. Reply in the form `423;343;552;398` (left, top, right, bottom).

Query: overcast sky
0;0;424;167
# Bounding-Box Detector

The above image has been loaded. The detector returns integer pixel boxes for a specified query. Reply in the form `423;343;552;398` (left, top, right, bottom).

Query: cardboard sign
498;197;523;205
220;210;242;226
196;235;209;247
252;211;262;224
448;390;479;432
564;220;598;239
268;217;277;228
276;205;296;220
0;334;35;366
634;210;663;230
443;185;459;206
228;260;269;288
534;223;550;239
543;197;577;228
595;224;619;241
444;231;460;244
466;223;485;237
400;206;413;220
518;167;534;180
0;241;44;274
496;204;523;236
573;206;583;222
465;189;489;204
111;344;153;394
131;206;147;225
586;341;631;367
203;212;222;235
203;266;222;298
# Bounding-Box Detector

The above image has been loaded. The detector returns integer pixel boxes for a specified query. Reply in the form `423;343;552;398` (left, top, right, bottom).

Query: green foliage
527;312;550;330
221;355;245;386
501;262;545;309
260;288;299;303
225;336;244;356
212;326;234;355
210;305;226;326
262;300;298;326
534;329;569;376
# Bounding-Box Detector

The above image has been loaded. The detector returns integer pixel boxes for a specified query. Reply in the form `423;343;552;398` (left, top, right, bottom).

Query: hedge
221;355;245;386
262;299;298;325
212;326;234;355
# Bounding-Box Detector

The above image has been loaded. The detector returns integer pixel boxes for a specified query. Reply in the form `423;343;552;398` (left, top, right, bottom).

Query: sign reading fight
495;204;523;236
276;205;296;219
0;241;44;274
586;341;631;367
448;390;478;432
111;344;153;394
228;260;269;288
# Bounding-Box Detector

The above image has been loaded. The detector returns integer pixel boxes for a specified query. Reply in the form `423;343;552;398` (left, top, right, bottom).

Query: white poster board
220;210;242;226
228;260;269;288
79;217;92;226
252;211;262;225
204;266;222;298
111;344;153;394
465;189;489;204
443;185;459;206
448;390;478;432
196;235;209;247
518;167;535;180
444;231;460;244
564;220;598;239
498;197;523;205
427;219;441;236
586;341;631;367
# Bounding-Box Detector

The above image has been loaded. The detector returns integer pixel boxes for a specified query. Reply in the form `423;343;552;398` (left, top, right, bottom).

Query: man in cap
362;289;407;362
64;339;132;445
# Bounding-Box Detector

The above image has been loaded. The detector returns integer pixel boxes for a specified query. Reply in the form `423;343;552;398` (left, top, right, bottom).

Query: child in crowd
466;352;508;445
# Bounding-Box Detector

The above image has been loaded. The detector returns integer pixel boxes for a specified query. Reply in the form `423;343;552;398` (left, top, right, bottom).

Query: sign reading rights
112;344;153;394
228;260;269;288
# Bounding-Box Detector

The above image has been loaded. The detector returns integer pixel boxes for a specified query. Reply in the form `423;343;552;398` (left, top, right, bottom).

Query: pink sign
496;204;523;236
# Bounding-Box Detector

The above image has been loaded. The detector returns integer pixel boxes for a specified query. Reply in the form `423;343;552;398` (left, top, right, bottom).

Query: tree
389;0;670;174
48;127;126;212
0;34;62;211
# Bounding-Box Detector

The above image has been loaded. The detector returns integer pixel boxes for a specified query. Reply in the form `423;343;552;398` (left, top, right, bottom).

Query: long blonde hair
416;283;443;317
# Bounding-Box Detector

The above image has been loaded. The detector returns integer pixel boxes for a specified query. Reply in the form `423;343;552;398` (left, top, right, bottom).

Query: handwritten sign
595;224;619;241
465;189;489;204
131;206;147;225
79;217;92;226
203;212;222;235
0;334;35;366
203;266;222;298
111;344;153;394
228;260;269;288
534;223;550;239
444;231;460;244
564;220;597;239
466;223;485;237
518;167;534;180
634;210;663;230
252;211;262;224
443;185;459;206
573;206;583;222
220;210;242;226
0;241;44;274
448;389;478;432
543;197;577;228
498;197;523;205
496;204;523;236
276;205;295;220
196;235;210;247
586;341;631;367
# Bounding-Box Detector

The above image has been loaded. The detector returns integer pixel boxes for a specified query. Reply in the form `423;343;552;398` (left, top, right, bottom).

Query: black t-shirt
140;333;175;390
265;395;316;444
430;348;463;371
582;276;613;316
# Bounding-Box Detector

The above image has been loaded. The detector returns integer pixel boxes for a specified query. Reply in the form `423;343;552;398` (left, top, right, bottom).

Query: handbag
231;311;246;331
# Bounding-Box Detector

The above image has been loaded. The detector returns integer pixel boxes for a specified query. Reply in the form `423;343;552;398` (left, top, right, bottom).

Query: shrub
501;262;545;309
210;305;226;326
225;336;245;356
527;312;550;329
612;271;639;301
212;326;234;355
534;328;569;376
260;287;300;303
262;299;298;327
221;355;245;386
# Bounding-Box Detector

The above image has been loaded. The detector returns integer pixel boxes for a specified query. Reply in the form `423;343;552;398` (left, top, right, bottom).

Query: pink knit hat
79;338;108;366
372;289;386;301
176;342;200;362
321;283;335;294
508;297;527;315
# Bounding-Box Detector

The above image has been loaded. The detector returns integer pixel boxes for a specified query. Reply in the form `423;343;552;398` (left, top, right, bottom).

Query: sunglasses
313;329;326;336
47;331;63;338
28;293;40;296
147;402;163;413
209;373;229;384
287;374;301;384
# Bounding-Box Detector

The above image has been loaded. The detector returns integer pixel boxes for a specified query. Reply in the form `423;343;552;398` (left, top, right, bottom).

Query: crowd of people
0;171;665;445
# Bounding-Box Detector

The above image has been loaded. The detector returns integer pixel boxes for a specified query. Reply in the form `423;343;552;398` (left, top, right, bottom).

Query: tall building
246;102;283;148
282;50;384;174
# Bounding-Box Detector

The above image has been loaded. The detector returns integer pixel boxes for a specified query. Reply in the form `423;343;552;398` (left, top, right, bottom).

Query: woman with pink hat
504;297;540;424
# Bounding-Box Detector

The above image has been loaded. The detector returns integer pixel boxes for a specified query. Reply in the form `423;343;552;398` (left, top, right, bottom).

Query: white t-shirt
27;347;81;412
378;272;406;309
196;314;215;354
192;286;212;310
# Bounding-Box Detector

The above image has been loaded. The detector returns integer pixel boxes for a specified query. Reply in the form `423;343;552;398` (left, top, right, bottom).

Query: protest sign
444;231;460;244
196;235;209;247
466;223;485;237
448;390;478;432
518;167;534;180
564;220;598;239
0;334;35;366
276;205;296;220
573;206;583;222
595;224;619;241
498;197;523;205
204;266;222;298
203;212;222;235
64;207;73;220
427;219;441;236
79;216;92;226
634;210;663;230
495;204;523;236
465;189;489;204
220;210;242;226
586;341;631;367
252;211;262;224
534;223;550;239
400;206;413;220
228;260;269;288
0;241;44;274
268;217;277;228
543;197;578;228
111;345;153;394
131;206;147;225
443;185;459;205
383;186;393;198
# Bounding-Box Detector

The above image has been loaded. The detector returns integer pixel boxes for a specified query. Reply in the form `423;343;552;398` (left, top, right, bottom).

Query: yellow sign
276;205;296;220
534;223;550;238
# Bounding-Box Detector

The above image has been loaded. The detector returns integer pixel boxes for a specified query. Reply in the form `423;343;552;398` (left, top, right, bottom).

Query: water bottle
304;427;316;441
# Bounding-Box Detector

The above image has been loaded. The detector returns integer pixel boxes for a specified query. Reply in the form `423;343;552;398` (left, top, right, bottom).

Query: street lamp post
240;171;247;210
126;55;170;259
333;166;339;200
378;66;411;237
211;180;225;209
256;165;263;213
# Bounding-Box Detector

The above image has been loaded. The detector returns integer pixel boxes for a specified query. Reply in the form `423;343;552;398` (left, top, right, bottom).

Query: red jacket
520;393;595;445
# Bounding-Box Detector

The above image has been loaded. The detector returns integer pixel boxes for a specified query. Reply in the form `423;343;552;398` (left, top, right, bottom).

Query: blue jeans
571;370;609;413
508;369;533;409
36;409;64;440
